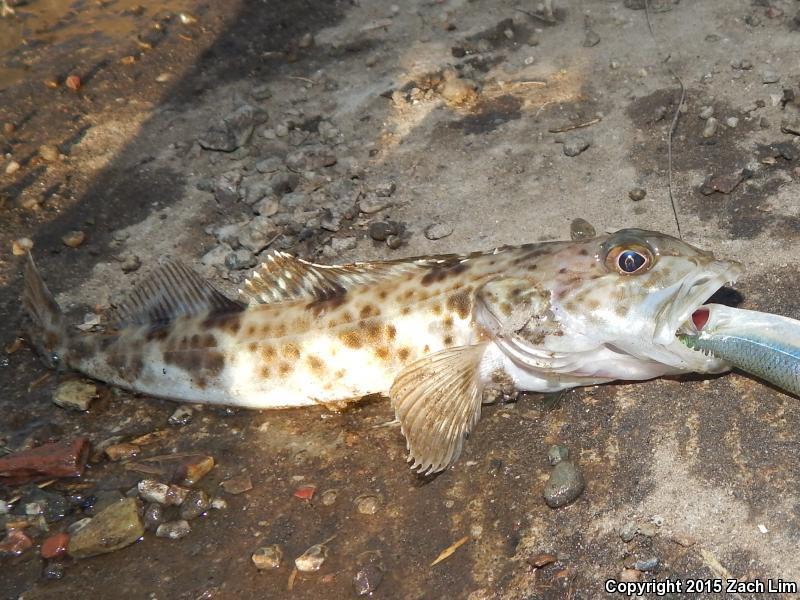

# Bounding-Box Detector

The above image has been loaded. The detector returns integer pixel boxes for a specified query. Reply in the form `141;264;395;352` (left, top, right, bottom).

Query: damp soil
3;0;800;598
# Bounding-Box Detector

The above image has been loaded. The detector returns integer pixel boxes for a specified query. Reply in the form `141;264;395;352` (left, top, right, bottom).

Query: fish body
680;304;800;397
23;229;741;473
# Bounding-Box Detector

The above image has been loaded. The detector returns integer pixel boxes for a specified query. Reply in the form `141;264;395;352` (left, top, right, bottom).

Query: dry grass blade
430;535;470;566
548;117;602;133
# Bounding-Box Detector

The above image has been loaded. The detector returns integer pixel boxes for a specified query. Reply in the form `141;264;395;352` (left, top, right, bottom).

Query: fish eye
605;245;653;275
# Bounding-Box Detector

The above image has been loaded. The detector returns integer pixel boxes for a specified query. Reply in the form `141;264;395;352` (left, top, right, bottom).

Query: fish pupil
619;250;646;273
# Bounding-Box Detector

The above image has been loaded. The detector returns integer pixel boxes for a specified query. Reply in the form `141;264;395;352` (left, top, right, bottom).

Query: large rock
67;498;144;558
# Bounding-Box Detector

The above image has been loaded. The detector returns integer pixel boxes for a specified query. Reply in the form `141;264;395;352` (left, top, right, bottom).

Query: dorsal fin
239;251;423;305
113;261;245;326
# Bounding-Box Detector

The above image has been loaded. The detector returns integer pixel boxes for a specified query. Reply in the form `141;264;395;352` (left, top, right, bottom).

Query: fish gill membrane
680;304;800;398
20;229;749;474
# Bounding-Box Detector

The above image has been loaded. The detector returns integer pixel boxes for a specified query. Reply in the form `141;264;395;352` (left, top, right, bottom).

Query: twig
431;535;470;566
287;75;315;85
548;117;601;134
644;0;684;239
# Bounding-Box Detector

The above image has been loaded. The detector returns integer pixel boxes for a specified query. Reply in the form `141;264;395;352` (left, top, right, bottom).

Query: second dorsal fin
113;261;245;326
239;251;422;305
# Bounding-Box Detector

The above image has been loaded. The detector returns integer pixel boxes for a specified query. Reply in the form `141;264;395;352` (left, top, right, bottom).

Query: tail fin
22;253;69;368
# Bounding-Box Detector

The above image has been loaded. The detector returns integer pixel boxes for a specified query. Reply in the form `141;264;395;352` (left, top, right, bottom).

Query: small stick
431;535;470;566
548;117;601;134
27;372;50;391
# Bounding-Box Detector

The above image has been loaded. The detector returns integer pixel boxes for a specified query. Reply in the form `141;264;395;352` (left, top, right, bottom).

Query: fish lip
661;260;743;343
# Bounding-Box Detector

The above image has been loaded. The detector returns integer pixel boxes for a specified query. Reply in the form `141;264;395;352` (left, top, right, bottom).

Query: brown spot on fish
278;362;292;377
246;325;256;336
364;321;382;343
400;306;411;316
248;342;257;353
398;347;411;361
360;304;380;319
378;289;388;300
421;262;468;286
340;330;363;349
307;355;325;374
259;365;271;379
431;304;442;315
375;346;390;361
196;376;207;389
578;248;589;256
587;298;600;310
282;343;301;360
443;316;454;329
275;323;287;337
204;311;242;335
558;268;567;275
145;324;170;342
500;302;513;317
334;369;346;379
443;335;454;346
261;345;277;361
386;325;397;341
424;344;430;353
446;290;472;320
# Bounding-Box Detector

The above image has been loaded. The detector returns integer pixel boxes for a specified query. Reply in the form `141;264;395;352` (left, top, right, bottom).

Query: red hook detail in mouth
691;307;710;331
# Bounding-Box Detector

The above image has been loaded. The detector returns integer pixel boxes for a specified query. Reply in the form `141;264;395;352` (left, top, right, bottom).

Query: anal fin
390;344;489;475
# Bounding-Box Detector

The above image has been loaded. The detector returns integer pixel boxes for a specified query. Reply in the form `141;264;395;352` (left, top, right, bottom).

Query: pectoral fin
389;344;489;475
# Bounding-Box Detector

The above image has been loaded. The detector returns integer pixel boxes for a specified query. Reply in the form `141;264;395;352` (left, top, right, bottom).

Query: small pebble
143;502;165;531
52;380;96;411
569;218;595;241
138;480;189;506
356;495;381;515
702;117;718;138
633;557;659;571
619;521;638;542
386;235;403;249
547;444;569;466
156;520;191;540
62;231;86;248
177;455;215;486
298;33;314;48
67;498;143;558
5;160;19;174
179;489;210;520
359;194;392;214
762;70;780;84
628;188;647;202
120;254;142;273
424;223;453;240
104;442;140;462
43;562;65;580
543;461;585;508
582;29;600;47
295;543;328;572
699;106;714;120
528;553;557;568
65;74;81;91
252;544;283;570
39;145;59;162
40;532;69;559
12;237;34;256
221;474;253;495
562;135;591;157
368;221;395;242
2;122;15;135
321;490;338;506
210;497;227;510
168;406;193;427
726;116;739;128
353;564;384;596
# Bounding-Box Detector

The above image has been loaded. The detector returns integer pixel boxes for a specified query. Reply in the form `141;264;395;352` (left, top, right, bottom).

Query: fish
680;303;800;397
22;228;742;474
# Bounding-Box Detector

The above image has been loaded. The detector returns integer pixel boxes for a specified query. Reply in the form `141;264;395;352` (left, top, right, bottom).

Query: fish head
550;228;743;374
480;229;743;382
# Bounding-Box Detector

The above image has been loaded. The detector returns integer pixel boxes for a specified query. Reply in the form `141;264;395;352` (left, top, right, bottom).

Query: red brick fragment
0;437;90;485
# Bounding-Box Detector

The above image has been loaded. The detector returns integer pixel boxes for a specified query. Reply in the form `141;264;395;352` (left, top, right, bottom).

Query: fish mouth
657;260;743;345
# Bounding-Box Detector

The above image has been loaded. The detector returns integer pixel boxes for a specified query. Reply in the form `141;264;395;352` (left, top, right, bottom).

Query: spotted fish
22;229;742;474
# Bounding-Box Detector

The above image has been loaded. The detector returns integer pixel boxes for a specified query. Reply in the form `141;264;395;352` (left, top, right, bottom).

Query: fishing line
644;0;684;240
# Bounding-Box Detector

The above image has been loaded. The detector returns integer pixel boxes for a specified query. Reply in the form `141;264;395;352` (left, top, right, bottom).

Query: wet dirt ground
2;0;800;598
